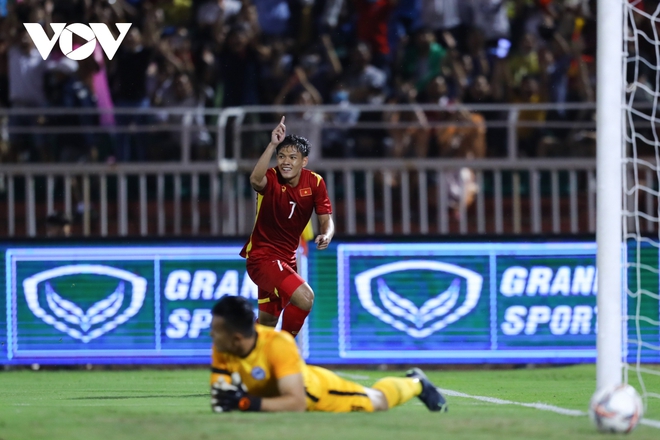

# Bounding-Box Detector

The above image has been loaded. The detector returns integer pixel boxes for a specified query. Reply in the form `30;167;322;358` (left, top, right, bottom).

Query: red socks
281;304;310;337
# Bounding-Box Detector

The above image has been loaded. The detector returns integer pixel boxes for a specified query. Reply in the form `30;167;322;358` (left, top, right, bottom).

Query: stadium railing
0;158;601;237
0;102;599;162
0;102;624;237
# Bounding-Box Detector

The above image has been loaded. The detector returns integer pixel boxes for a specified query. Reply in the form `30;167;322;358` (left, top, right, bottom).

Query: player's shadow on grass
68;394;208;400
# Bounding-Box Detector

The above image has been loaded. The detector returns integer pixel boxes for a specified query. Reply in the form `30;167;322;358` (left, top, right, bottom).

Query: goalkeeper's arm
212;373;306;413
261;373;306;412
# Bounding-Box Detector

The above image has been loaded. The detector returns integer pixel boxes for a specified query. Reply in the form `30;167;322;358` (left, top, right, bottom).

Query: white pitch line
332;371;660;429
438;388;586;416
439;388;660;430
334;371;372;381
641;419;660;429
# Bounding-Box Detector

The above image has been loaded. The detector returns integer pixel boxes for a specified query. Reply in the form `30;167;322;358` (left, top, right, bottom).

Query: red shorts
246;258;305;317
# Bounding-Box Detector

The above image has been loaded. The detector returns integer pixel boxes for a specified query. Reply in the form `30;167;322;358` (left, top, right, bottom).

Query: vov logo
354;260;483;338
22;265;147;342
23;23;132;61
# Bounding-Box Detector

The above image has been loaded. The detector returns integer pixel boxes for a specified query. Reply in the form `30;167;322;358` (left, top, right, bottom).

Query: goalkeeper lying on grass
209;295;448;413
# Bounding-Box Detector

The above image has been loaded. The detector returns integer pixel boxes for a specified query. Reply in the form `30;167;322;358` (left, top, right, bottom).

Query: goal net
619;0;660;424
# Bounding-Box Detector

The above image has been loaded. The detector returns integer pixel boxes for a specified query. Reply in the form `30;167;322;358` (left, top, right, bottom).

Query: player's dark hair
276;134;310;157
211;296;256;337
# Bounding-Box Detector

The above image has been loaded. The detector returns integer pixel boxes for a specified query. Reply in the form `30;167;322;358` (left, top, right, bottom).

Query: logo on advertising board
336;242;609;362
22;265;147;343
4;246;310;363
23;23;132;60
496;259;598;343
354;260;483;338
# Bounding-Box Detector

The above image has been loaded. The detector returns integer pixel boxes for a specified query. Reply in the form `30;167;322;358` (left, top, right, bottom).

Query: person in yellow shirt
209;295;448;413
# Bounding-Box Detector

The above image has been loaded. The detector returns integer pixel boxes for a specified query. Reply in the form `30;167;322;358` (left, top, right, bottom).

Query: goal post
596;0;624;391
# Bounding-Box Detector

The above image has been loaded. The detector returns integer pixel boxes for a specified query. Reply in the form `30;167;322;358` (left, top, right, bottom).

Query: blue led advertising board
1;240;658;365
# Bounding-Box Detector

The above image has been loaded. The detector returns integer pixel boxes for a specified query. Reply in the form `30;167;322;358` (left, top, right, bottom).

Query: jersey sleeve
256;168;278;195
210;347;232;385
312;174;332;215
266;332;303;379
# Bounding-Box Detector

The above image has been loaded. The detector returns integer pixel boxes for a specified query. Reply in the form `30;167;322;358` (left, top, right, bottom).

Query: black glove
211;373;262;412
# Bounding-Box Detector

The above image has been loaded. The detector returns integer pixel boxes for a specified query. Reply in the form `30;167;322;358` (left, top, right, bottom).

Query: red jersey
356;0;392;56
240;168;332;265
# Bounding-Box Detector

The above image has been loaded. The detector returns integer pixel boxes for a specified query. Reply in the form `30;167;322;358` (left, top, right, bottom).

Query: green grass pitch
0;364;658;440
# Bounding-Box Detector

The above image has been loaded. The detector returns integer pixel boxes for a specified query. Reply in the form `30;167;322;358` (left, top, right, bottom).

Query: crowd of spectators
0;0;611;162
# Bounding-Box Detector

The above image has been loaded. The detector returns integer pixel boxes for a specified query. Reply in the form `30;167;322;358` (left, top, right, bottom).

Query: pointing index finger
280;116;286;125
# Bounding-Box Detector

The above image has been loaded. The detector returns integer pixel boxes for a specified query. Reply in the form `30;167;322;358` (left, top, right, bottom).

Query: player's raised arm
250;117;286;192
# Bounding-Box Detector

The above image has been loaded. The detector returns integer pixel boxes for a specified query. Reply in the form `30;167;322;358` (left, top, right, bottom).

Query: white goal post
598;0;660;424
596;0;624;392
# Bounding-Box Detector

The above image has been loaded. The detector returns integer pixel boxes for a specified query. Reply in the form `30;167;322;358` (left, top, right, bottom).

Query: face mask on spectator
332;90;349;103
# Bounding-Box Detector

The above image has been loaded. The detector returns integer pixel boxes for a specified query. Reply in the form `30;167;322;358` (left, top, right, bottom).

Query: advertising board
1;240;657;365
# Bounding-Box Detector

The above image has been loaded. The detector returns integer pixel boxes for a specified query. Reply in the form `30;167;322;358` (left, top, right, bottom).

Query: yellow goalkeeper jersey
210;324;373;412
211;324;304;398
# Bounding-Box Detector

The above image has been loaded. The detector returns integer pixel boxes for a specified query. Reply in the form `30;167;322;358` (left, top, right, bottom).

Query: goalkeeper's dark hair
276;134;310;157
211;296;256;337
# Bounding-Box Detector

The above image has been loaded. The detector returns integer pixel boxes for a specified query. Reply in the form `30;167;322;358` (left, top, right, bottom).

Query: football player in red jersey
240;117;334;337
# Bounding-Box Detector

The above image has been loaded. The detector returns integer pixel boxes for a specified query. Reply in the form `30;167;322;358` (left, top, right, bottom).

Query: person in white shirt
8;26;77;161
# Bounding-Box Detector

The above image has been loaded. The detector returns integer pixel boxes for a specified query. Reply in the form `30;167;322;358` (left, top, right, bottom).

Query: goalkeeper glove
211;372;262;413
